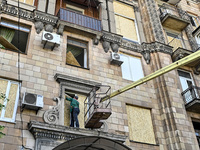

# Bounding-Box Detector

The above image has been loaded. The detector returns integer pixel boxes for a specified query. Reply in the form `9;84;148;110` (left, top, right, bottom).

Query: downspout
106;0;111;32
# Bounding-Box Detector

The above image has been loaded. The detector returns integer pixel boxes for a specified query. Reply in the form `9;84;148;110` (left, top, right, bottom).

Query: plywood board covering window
66;38;88;68
0;78;19;123
64;92;87;128
19;0;35;5
126;105;156;144
166;32;182;51
113;1;138;42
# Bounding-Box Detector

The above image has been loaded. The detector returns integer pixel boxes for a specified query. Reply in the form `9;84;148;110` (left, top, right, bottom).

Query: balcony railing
158;4;190;31
159;4;190;21
181;86;200;113
57;8;101;32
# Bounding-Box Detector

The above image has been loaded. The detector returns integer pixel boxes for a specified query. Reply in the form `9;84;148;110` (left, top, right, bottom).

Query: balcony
57;8;102;36
158;4;190;31
181;86;200;113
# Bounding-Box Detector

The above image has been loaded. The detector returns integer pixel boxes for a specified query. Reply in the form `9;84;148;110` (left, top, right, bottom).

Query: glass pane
178;70;191;79
130;57;144;81
121;54;132;81
0;79;8;116
4;83;18;119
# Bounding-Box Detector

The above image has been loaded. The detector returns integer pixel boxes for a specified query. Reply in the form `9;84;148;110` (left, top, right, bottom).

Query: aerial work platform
84;85;111;128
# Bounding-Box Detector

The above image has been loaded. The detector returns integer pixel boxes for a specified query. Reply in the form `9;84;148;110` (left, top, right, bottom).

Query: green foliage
0;92;9;138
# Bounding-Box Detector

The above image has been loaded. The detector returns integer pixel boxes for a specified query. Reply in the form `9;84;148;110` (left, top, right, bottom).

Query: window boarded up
64;93;87;129
113;1;138;41
126;105;156;144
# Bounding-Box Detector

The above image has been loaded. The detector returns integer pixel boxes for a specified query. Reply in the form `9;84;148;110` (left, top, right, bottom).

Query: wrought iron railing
84;85;111;124
181;86;200;104
158;4;190;21
57;8;102;32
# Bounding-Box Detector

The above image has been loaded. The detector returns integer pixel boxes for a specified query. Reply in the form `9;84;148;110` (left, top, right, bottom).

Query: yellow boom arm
101;50;200;102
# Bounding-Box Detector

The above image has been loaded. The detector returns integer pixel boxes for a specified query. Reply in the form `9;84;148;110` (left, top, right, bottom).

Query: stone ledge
28;121;128;143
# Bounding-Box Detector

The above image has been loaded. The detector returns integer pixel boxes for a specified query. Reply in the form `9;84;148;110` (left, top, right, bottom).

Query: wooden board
66;51;81;67
0;35;19;51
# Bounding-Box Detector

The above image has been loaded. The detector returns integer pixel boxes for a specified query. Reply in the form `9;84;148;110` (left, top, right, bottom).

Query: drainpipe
106;0;111;32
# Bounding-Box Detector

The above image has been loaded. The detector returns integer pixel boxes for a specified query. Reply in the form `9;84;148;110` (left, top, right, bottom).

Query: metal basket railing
181;86;200;104
84;85;111;124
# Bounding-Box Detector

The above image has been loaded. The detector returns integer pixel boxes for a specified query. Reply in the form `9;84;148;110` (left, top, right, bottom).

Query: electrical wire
16;0;32;150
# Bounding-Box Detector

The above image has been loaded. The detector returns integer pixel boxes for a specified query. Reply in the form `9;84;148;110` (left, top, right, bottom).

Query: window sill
130;140;159;146
66;63;90;70
0;119;16;124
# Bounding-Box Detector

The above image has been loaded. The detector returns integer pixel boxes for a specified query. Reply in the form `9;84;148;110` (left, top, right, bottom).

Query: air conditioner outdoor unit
161;0;180;5
41;31;60;47
22;92;43;110
110;52;123;66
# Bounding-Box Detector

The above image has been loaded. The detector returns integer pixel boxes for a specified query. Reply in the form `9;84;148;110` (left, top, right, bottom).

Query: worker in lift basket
66;95;80;128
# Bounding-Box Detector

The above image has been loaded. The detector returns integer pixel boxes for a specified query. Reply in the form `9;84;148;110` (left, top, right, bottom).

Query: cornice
28;121;127;142
101;32;173;64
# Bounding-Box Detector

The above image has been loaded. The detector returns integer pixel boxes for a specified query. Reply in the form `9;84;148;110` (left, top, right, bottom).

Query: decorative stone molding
185;25;199;51
28;121;127;143
101;31;122;53
0;2;34;20
54;73;101;96
144;0;165;42
35;21;44;34
34;10;58;34
101;32;173;64
57;24;64;35
45;24;53;33
43;97;61;125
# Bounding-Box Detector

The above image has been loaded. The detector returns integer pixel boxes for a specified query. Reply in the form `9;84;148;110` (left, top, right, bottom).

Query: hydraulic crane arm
101;50;200;102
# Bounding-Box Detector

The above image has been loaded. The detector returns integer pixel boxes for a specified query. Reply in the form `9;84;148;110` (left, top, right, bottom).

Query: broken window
66;38;88;68
0;19;30;54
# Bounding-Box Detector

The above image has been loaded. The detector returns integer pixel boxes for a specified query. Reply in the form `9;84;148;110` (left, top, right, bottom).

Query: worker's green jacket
66;97;79;112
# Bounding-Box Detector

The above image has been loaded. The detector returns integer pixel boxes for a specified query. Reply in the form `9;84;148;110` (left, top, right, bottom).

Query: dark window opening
66;38;88;69
0;20;30;54
192;121;200;148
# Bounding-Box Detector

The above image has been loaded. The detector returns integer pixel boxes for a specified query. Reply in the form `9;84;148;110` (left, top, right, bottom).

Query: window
120;53;144;81
19;0;35;5
189;15;200;27
178;70;194;91
166;31;183;51
126;105;156;144
0;19;30;54
0;78;19;123
192;121;200;148
66;38;88;68
113;1;139;42
195;33;200;45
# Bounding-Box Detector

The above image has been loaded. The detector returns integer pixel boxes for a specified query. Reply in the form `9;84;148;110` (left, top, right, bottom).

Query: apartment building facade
0;0;200;149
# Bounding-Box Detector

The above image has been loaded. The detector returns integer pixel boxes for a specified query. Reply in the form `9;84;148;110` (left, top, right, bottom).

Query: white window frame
195;32;200;45
114;12;140;43
0;78;20;123
120;53;144;81
66;4;85;14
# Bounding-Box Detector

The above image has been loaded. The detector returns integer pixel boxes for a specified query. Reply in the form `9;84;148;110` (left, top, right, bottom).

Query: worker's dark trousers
73;108;80;128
